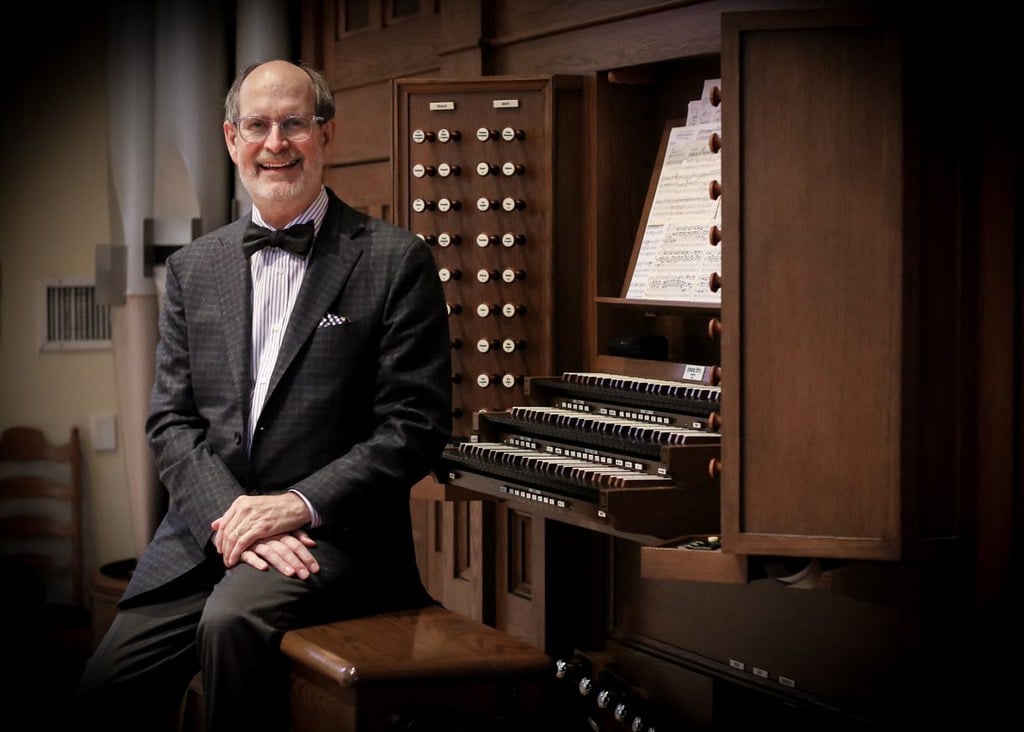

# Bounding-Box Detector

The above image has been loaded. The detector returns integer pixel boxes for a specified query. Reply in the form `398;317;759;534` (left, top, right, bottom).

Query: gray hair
224;60;336;122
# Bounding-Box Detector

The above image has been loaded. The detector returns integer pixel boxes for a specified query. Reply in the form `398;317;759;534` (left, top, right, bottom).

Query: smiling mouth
259;159;300;171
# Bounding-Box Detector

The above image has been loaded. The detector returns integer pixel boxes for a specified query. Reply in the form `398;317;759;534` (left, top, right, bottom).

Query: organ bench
282;605;552;731
180;604;553;732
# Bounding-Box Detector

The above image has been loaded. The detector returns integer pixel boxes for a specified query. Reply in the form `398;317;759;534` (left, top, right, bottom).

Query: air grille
40;279;112;351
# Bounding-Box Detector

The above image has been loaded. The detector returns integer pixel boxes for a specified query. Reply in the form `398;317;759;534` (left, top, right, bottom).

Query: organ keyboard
437;370;722;541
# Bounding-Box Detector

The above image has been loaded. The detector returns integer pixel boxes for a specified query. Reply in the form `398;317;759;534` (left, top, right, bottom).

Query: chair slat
0;426;84;608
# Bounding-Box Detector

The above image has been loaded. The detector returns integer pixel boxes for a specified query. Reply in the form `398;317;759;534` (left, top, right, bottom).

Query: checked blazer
125;188;452;606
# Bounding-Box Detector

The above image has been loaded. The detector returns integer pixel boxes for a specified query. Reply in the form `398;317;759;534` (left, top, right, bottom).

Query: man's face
224;61;333;218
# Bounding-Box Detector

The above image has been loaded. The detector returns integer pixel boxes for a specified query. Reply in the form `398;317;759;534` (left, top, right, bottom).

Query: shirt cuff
289;489;320;528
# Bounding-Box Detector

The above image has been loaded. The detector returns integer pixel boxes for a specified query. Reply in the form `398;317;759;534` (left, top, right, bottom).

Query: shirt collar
250;186;329;239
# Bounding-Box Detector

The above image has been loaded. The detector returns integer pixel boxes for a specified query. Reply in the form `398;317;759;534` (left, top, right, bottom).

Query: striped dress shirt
247;186;329;526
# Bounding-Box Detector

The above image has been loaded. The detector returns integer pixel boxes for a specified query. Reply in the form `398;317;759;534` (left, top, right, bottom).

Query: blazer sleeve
145;256;245;550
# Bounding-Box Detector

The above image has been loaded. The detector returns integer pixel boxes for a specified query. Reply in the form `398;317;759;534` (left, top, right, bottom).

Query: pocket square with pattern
318;313;351;328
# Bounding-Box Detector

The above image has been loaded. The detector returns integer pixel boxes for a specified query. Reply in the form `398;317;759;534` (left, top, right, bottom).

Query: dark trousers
75;547;347;732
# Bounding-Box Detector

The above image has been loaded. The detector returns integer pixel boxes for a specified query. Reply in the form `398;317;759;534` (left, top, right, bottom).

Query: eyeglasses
233;114;325;143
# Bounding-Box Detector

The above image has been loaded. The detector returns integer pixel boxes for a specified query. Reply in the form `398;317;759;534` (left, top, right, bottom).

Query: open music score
624;79;722;305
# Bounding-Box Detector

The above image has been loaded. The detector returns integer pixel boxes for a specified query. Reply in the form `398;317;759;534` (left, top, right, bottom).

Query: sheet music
701;78;721;102
626;81;721;303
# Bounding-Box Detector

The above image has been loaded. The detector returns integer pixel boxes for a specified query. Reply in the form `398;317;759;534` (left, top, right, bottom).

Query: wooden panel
338;0;381;35
327;4;442;87
489;0;812;76
722;12;899;557
437;48;486;77
331;82;394;165
324;160;392;220
641;543;747;584
495;504;546;648
408;495;433;593
299;0;328;71
492;0;696;39
494;510;607;655
592;74;663;302
720;9;964;560
732;17;902;552
493;6;715;76
407;476;444;600
439;499;492;621
426;500;444;595
409;479;479;613
437;0;488;74
507;509;533;596
454;499;472;578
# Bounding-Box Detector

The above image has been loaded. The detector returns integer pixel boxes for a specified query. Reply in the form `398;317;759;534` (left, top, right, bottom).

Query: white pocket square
318;314;351;328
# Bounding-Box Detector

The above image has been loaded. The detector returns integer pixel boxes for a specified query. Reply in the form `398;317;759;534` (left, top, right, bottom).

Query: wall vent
39;278;112;351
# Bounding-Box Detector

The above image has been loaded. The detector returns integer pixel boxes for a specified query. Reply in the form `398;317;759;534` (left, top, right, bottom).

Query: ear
320;118;336;150
223;120;240;164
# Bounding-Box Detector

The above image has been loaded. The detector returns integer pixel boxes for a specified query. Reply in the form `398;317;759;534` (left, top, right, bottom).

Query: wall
0;7;135;589
0;0;308;606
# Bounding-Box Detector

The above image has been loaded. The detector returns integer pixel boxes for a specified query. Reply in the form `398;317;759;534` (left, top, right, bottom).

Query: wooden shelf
595;296;719;313
434;464;712;547
640;542;748;584
410;473;486;504
592;354;707;382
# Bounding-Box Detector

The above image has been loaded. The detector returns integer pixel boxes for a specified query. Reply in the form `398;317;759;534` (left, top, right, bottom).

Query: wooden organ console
395;68;733;732
397;74;730;728
375;5;1006;729
438;370;722;542
396;74;725;544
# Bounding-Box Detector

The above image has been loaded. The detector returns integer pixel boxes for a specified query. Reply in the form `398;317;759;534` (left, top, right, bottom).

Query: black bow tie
242;220;315;258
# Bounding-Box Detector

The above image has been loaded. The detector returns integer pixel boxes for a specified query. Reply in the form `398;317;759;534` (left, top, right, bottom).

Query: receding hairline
224;59;336;123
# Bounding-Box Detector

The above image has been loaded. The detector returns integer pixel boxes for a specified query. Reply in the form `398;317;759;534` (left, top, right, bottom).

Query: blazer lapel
266;199;365;402
213;228;253;423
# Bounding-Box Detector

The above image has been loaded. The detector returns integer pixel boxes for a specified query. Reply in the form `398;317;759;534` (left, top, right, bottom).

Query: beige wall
0;15;136;595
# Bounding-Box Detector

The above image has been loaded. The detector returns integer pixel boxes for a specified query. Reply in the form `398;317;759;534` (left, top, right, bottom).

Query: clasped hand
211;493;320;579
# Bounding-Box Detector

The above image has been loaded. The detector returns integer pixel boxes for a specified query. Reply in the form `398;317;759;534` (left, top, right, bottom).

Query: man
77;60;452;731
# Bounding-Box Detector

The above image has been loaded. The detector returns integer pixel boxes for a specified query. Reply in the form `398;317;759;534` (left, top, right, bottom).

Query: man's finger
239;549;268;571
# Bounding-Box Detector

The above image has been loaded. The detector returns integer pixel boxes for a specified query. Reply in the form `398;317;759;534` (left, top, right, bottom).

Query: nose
263;123;290;152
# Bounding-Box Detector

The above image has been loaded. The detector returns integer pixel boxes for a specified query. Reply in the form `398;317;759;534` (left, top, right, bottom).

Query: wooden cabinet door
721;9;965;559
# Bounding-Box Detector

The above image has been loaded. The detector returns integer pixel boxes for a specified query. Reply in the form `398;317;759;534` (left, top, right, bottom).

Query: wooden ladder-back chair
0;425;92;687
